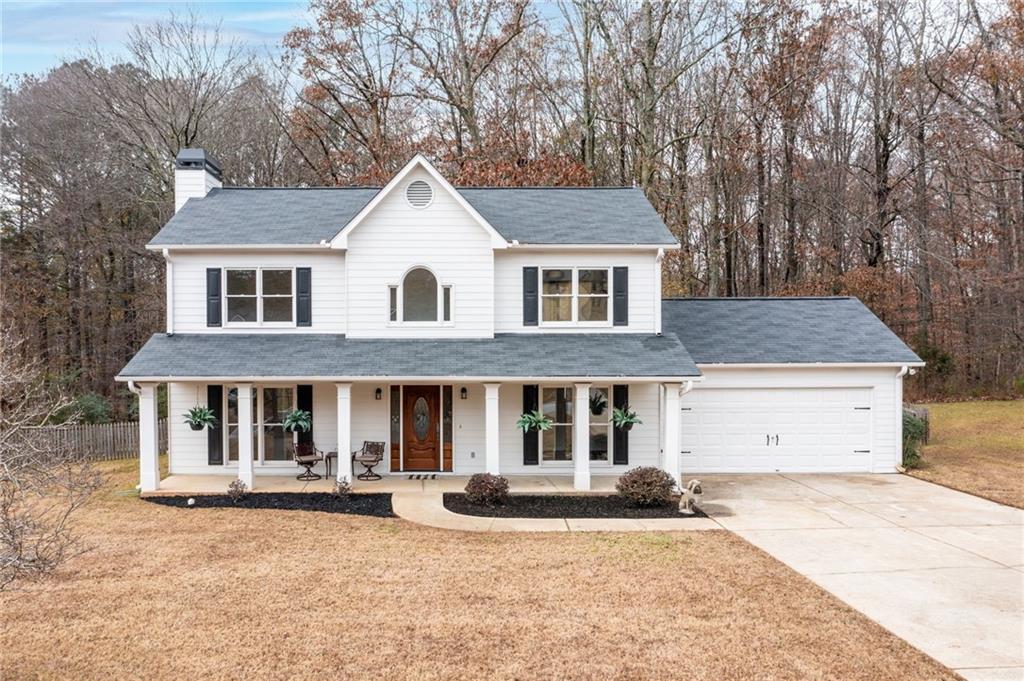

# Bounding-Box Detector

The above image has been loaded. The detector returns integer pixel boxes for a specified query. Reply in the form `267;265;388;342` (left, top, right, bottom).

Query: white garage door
679;388;873;473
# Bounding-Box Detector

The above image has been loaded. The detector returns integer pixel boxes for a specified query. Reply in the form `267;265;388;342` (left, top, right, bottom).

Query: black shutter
297;384;313;445
296;267;312;327
523;384;539;465
207;385;223;465
613;266;628;326
523;266;539;326
612;384;629;465
206;268;222;327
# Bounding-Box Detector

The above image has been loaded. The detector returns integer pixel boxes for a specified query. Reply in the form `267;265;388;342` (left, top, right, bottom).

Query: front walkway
699;473;1023;681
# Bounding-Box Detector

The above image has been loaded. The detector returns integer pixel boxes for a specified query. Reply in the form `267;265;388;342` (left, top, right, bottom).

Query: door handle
774;434;779;446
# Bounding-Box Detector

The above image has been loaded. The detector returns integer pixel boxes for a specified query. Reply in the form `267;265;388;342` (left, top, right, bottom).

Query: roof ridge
219;186;383;190
663;296;854;301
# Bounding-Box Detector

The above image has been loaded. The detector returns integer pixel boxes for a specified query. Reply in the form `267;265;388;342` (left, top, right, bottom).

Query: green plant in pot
589;391;607;416
183;405;217;431
611;405;642;431
282;408;312;434
516;410;553;433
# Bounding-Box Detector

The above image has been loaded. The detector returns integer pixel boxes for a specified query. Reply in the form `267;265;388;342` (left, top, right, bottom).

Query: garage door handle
766;434;770;446
773;434;779;446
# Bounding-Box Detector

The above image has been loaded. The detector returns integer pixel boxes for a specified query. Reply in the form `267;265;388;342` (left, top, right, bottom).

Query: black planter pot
188;423;204;431
621;422;634;432
591;407;605;417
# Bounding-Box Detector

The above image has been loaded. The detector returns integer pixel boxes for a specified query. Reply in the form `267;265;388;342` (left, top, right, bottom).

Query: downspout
163;249;174;335
896;366;909;379
654;248;664;334
681;379;694;396
127;380;142;396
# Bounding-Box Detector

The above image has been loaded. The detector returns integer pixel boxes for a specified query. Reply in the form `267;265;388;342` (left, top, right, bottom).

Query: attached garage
680;387;873;473
661;297;924;475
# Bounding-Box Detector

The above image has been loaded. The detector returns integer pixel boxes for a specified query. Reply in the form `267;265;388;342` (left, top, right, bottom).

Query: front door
403;385;441;471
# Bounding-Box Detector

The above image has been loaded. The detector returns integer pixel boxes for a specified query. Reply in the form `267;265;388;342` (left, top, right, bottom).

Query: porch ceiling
116;333;700;382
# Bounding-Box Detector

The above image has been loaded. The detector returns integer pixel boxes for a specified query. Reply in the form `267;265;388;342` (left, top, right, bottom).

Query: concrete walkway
390;491;720;532
699;474;1024;681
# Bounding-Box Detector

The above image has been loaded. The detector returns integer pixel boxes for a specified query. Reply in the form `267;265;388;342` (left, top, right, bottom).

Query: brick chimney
174;148;222;212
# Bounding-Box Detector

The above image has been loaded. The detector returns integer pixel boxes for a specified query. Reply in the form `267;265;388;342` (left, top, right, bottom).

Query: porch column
138;383;160;492
484;383;501;475
573;382;591;491
236;383;255;490
662;382;682;489
335;383;353;483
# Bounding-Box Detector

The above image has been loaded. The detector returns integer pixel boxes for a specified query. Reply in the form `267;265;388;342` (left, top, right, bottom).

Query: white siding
686;367;903;473
174;168;221;212
345;167;494;338
493;251;660;333
171;251;346;333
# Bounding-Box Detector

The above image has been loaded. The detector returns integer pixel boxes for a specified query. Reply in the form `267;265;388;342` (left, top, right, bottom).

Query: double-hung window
540;268;610;325
225;268;294;325
224;385;296;465
539;385;612;464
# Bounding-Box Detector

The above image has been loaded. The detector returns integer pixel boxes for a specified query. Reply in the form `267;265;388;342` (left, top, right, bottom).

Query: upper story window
541;267;609;325
225;268;294;325
388;267;452;324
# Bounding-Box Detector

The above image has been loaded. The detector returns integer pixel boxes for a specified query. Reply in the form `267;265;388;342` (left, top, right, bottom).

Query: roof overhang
329;154;509;250
696;362;926;369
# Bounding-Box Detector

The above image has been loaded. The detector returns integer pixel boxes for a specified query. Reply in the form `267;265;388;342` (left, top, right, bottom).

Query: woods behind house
1;0;1022;418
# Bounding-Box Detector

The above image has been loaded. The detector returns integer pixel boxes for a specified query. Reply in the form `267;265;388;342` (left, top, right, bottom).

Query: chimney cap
175;148;222;179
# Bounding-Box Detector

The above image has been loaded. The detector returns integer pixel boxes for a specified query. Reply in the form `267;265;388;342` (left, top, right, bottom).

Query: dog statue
678;479;703;514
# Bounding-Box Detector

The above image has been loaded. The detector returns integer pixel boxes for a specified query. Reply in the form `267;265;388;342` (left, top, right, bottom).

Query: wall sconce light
460;387;468;400
374;388;382;400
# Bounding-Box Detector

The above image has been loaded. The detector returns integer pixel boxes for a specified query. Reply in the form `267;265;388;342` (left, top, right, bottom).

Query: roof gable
329;154;508;250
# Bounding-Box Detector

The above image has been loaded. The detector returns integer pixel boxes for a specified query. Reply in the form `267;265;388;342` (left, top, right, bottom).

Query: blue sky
2;1;310;77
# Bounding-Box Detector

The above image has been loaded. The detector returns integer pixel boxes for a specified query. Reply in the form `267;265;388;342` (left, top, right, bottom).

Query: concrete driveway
700;473;1024;681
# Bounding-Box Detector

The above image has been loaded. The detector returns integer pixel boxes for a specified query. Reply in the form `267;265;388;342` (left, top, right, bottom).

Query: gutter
126;381;142;396
116;374;706;384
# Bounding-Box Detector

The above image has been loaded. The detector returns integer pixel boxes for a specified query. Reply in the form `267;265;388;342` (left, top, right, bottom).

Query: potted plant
611;405;642;431
183;405;217;431
515;410;553;433
282;408;312;434
589;391;607;416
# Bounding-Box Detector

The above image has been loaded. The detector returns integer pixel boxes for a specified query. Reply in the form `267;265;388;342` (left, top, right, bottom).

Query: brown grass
908;400;1024;509
0;460;957;681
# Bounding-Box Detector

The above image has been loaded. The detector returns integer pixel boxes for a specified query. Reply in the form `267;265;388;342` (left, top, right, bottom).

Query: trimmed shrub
616;467;676;507
902;410;927;469
464;473;509;506
227;479;248;503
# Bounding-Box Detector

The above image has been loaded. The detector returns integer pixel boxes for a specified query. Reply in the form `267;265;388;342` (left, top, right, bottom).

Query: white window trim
224;384;298;466
387;267;455;327
223;267;297;328
537;384;614;467
539;266;612;328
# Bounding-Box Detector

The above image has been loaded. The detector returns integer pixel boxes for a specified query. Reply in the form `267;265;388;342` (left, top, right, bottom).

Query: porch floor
147;474;622;496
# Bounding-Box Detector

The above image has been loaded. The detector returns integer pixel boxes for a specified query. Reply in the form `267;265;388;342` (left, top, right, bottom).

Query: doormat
407;474;438;480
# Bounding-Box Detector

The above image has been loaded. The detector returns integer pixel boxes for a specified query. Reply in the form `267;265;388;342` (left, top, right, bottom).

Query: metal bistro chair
352;441;385;481
292;442;325;481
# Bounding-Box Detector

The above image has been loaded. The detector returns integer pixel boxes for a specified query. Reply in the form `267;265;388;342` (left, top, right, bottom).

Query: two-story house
117;150;922;493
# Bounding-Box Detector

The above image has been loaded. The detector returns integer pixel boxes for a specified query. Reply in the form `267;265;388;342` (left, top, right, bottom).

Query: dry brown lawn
908;400;1024;509
1;460;957;681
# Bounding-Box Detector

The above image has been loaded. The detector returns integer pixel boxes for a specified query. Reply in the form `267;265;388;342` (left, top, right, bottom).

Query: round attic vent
406;180;433;208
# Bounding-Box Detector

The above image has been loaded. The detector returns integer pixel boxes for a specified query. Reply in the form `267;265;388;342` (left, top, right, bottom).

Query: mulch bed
443;493;707;519
146;493;394;517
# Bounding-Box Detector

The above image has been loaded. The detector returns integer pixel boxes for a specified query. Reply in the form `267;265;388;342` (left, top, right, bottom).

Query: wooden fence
23;419;168;461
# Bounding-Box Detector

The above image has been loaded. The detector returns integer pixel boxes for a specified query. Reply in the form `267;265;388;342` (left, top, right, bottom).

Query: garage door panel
681;387;874;473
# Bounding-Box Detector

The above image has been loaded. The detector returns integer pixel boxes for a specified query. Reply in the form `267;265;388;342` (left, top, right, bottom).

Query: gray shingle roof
661;297;923;365
148;186;677;247
117;333;699;379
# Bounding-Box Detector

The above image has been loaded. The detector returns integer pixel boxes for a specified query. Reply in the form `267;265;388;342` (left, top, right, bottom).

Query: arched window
388;267;452;324
402;268;437;321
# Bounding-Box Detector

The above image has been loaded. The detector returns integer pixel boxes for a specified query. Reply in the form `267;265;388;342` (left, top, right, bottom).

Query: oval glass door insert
413;396;430;440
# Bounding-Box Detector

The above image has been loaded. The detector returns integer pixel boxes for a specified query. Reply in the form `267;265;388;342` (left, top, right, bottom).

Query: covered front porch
119;332;701;494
